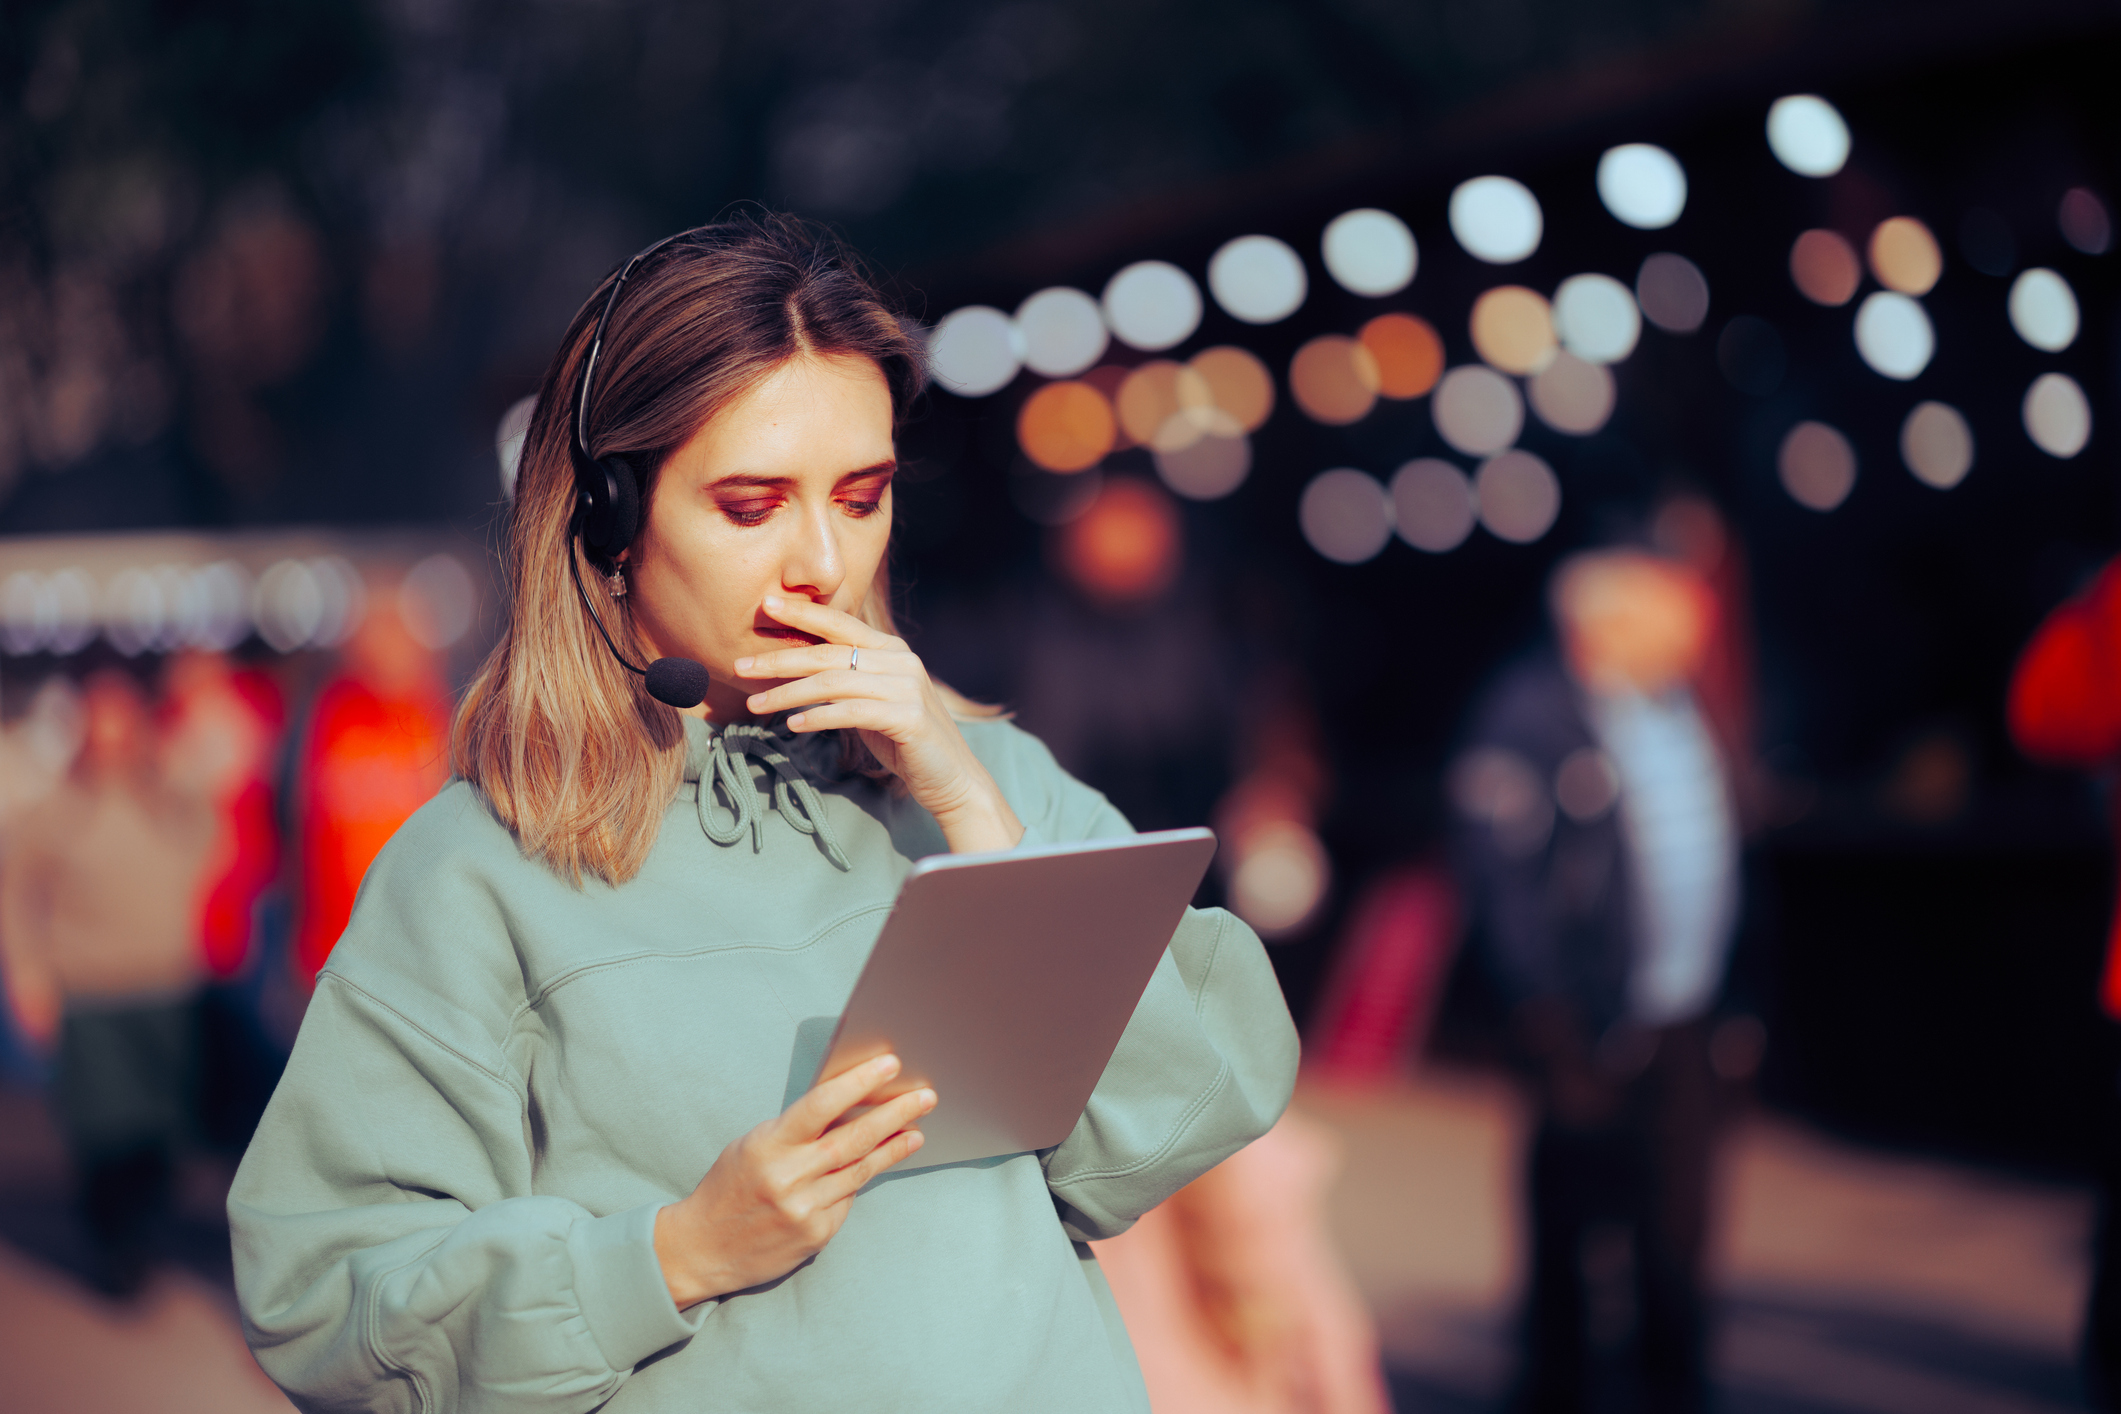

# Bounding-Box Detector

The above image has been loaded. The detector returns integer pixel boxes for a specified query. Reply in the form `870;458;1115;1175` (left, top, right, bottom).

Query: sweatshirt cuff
569;1202;706;1372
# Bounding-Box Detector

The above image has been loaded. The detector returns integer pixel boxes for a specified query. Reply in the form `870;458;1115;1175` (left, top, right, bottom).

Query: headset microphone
565;229;715;711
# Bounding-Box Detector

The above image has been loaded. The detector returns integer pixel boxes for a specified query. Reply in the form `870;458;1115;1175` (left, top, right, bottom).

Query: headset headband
573;230;689;462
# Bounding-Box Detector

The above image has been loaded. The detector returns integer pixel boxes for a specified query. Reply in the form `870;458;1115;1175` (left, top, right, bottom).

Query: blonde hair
453;214;989;885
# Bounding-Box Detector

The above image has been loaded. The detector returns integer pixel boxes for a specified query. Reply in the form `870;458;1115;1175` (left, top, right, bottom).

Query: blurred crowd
0;579;451;1295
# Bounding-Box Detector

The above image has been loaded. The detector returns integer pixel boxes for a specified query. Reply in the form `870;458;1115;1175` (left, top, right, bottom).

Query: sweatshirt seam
514;902;892;1016
363;1229;451;1414
1191;910;1228;1019
1047;1060;1231;1185
321;972;524;1103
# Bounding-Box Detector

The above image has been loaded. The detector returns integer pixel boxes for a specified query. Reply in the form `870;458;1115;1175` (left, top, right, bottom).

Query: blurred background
2;0;2118;1409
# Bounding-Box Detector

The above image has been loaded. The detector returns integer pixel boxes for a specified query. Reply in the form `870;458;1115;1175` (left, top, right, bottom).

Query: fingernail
874;1054;899;1074
787;712;807;728
745;694;763;709
916;1089;937;1109
734;656;754;671
906;1131;925;1149
764;594;782;607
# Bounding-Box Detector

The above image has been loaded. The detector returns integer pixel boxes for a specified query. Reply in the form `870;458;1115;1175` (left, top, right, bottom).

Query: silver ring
849;646;860;672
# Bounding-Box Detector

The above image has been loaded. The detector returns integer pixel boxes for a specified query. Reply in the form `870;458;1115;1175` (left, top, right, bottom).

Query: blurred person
0;668;215;1295
228;215;1296;1413
1093;1111;1392;1414
290;583;450;981
1453;547;1738;1414
2007;557;2121;1407
162;649;285;980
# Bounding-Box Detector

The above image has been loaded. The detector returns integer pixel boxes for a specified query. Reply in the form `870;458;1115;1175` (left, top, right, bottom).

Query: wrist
653;1202;723;1310
930;779;1024;854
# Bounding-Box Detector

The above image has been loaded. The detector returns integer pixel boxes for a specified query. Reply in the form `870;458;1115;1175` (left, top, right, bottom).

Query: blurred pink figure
1093;1111;1391;1414
1306;864;1460;1086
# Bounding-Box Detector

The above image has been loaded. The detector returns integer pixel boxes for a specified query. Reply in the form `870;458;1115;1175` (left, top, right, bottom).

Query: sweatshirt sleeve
228;845;703;1413
969;723;1300;1242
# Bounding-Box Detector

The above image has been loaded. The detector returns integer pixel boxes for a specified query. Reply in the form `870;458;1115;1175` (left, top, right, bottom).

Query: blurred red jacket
2008;559;2121;1018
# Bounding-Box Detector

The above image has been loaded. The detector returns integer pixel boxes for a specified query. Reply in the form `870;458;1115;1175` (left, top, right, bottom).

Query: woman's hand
654;1053;935;1309
734;595;1025;854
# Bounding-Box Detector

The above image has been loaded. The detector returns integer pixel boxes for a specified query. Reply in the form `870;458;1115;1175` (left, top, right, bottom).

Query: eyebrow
707;460;898;492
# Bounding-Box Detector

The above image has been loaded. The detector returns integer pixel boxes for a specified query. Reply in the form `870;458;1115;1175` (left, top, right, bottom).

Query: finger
823;1126;927;1200
782;698;925;736
761;594;901;650
731;644;917;681
746;671;912;718
814;1087;935;1171
781;1053;901;1141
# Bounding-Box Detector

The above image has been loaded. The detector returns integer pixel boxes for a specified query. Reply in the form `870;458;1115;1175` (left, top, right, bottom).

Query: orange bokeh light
1016;380;1115;473
1187;346;1275;432
1789;229;1861;306
1359;313;1444;399
1469;286;1556;375
1290;335;1380;425
1052;478;1182;606
1869;217;1942;296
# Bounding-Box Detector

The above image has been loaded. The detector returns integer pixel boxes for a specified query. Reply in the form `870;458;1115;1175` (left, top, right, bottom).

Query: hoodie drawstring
691;723;852;872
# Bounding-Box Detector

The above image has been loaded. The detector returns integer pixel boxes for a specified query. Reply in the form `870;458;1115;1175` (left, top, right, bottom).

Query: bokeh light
1449;176;1543;264
1102;261;1202;352
1529;353;1616;435
1014;287;1108;378
1596;144;1687;229
1290;335;1380;426
1052;478;1181;604
1359;314;1444;398
1900;401;1974;489
1433;365;1524;455
1017;380;1116;473
1391;459;1478;553
1766;94;1851;177
2008;268;2079;352
1853;292;1934;380
1229;821;1330;937
1116;361;1191;450
1778;421;1857;511
1300;469;1394;564
1718;316;1785;395
1207;235;1307;325
1154;430;1251;501
1470;286;1557;375
1868;217;1942;296
1789;230;1862;306
1187;345;1275;432
2060;188;2113;255
1551;274;1641;364
400;554;476;651
2023;372;2091;458
927;306;1021;396
4;568;99;654
1475;450;1561;544
1636;253;1710;333
1321;208;1417;296
254;559;325;652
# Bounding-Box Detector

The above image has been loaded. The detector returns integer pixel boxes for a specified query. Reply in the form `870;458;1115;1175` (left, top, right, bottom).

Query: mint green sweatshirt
229;715;1299;1413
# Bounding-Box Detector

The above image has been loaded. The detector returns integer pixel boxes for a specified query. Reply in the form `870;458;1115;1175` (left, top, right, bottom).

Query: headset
567;230;714;709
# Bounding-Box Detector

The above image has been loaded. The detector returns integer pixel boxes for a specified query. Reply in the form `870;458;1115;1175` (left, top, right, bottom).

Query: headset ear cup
603;455;642;551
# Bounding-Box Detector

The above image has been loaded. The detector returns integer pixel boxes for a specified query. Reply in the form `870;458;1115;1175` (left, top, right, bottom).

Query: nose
779;494;846;601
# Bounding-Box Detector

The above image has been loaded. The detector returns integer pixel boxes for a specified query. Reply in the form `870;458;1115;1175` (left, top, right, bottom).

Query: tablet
807;827;1218;1171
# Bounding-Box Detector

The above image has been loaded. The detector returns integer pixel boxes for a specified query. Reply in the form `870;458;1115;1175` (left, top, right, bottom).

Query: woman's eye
720;503;777;525
840;498;884;517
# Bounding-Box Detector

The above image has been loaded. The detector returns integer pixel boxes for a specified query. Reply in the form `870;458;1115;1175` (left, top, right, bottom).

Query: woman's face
625;352;896;721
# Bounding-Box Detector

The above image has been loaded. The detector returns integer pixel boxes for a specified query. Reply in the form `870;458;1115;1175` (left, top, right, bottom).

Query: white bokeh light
1207;235;1307;325
927;306;1021;396
1014;287;1108;377
1433;365;1524;456
1391;459;1477;553
2008;269;2080;353
1300;469;1394;564
1551;274;1641;364
1596;144;1687;229
1449;177;1543;264
1766;95;1851;177
1853;292;1934;381
2024;373;2092;459
1102;261;1203;352
1321;208;1417;297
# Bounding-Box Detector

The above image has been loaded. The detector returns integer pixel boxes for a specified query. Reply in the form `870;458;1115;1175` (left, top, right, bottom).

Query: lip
754;625;823;646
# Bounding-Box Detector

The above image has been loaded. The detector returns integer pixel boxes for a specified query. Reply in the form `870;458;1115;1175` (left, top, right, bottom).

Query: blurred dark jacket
1451;650;1635;1037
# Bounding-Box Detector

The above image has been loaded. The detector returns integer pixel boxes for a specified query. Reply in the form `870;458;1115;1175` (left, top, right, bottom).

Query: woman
228;214;1299;1413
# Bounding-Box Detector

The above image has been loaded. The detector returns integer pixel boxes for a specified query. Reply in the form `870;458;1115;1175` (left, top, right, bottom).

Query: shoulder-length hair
454;212;978;886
